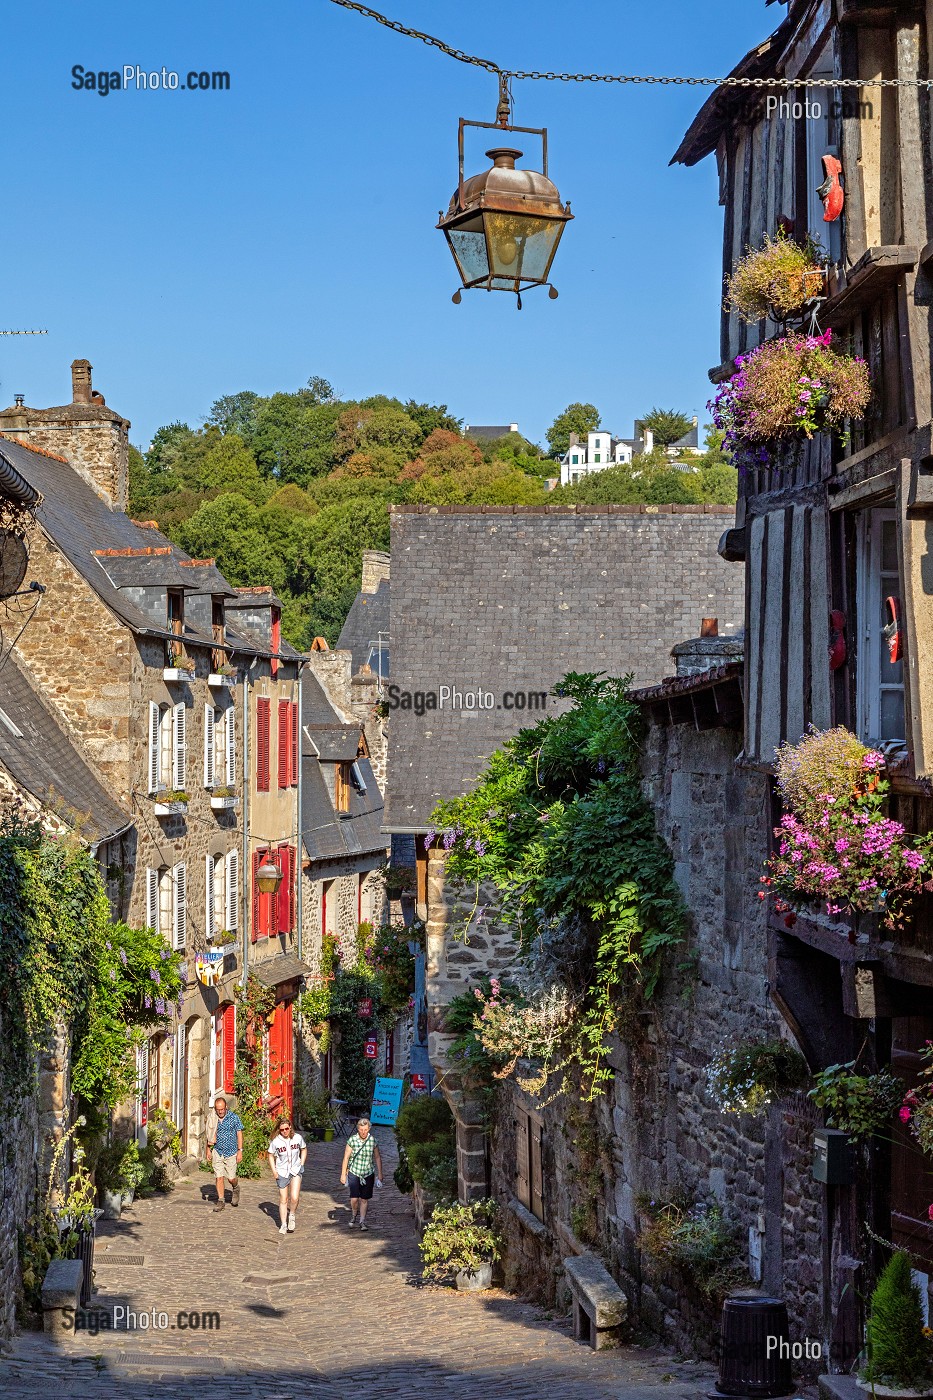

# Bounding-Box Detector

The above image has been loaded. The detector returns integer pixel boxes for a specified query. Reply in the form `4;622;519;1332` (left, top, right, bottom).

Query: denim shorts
347;1171;375;1200
276;1174;301;1190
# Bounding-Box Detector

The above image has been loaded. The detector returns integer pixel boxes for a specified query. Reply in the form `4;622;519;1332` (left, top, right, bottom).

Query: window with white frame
172;861;187;950
205;852;225;939
225;849;239;933
224;706;236;786
171;703;187;791
856;507;905;743
204;705;217;788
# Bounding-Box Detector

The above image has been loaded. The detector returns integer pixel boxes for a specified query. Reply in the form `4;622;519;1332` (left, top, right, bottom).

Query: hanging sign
195;950;225;987
410;1073;427;1093
358;997;374;1019
370;1077;404;1127
363;1033;379;1059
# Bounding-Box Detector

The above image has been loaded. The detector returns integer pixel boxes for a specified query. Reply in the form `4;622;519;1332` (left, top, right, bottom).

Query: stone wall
424;719;825;1363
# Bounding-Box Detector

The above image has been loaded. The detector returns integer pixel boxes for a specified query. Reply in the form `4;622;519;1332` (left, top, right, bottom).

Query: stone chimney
0;359;130;513
71;359;93;405
361;549;390;595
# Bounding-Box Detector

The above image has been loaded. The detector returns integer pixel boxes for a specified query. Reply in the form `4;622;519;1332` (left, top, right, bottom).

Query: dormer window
212;597;226;673
167;589;184;636
271;606;281;678
335;762;351;813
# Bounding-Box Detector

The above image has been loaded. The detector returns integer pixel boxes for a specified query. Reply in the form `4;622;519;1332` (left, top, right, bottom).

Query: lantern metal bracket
456;117;549;215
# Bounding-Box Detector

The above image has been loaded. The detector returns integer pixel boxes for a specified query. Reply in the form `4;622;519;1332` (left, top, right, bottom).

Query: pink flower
927;1204;933;1222
900;1106;913;1123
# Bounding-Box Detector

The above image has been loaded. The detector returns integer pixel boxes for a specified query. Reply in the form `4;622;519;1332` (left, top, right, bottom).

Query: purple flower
144;995;152;1009
160;948;170;960
118;948;128;967
150;969;161;984
155;998;166;1015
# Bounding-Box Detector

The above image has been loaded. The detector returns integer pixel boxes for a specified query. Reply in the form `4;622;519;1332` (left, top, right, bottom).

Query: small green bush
394;1096;456;1198
420;1199;501;1284
863;1251;933;1390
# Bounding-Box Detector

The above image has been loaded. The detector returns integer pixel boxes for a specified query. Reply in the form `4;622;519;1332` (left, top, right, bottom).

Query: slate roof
0;437;301;660
178;559;239;598
0;443;41;507
384;504;746;830
301;672;386;864
336;579;391;676
0;649;130;843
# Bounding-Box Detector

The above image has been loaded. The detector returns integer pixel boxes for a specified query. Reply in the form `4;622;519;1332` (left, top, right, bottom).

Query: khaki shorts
212;1150;239;1180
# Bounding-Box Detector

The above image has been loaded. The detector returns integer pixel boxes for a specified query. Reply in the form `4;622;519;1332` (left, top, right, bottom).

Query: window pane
447;220;489;285
881;518;899;574
880;688;905;741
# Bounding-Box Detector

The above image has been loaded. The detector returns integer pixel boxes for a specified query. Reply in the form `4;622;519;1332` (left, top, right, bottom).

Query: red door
268;1001;294;1113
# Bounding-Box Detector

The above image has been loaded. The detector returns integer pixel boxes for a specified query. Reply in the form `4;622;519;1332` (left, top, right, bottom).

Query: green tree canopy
641;408;695;447
546;402;601;458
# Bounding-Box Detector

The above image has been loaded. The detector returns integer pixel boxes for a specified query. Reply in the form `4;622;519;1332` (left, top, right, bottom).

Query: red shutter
290;701;299;787
251;849;261;942
278;701;290;789
256;698;271;791
268;1001;294;1112
289;845;297;931
276;843;294;934
222;1004;236;1094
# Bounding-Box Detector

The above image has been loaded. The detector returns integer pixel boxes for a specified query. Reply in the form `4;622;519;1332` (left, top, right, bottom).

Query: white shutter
172;861;187;950
146;867;159;933
204;705;215;789
148;702;161;793
226;850;239;931
172;703;187;791
205;853;215;939
225;707;236;786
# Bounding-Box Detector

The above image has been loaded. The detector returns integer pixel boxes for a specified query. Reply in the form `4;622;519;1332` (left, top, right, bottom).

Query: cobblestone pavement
0;1133;717;1399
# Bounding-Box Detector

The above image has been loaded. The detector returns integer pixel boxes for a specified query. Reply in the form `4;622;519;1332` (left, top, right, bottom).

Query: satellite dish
0;531;28;598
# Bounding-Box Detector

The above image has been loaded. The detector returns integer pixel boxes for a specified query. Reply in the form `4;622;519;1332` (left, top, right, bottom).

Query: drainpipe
241;656;258;987
296;663;305;963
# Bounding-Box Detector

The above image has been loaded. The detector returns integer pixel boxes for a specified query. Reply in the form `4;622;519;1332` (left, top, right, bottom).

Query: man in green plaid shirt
340;1117;383;1230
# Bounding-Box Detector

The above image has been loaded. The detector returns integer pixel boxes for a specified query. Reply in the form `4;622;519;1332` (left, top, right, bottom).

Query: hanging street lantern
256;859;284;895
438;77;572;309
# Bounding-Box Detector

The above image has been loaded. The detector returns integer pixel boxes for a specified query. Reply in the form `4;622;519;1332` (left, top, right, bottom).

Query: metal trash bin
716;1292;794;1398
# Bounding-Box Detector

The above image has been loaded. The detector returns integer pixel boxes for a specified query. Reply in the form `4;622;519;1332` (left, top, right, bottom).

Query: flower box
154;800;188;817
162;667;194;683
210;794;240;811
208;673;238;688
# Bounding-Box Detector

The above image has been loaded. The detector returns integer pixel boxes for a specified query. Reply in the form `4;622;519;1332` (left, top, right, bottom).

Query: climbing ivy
431;673;686;1099
0;814;183;1112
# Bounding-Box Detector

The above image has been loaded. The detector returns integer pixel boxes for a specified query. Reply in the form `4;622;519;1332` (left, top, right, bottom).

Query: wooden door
268;1001;294;1114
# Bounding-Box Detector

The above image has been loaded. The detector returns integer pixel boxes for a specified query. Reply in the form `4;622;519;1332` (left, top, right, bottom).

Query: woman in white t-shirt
267;1119;307;1236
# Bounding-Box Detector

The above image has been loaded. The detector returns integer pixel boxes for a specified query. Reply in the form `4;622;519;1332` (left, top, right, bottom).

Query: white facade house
559;427;653;487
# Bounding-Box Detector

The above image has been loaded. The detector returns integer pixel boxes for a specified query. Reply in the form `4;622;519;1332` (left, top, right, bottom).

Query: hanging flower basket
709;330;871;472
725;230;827;324
764;727;933;928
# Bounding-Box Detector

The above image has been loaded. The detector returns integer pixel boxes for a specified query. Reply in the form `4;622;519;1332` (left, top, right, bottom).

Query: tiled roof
337;580;390;676
384;507;745;829
0;649;130;842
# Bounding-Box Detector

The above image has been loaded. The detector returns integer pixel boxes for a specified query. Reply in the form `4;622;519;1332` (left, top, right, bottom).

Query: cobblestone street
0;1133;716;1399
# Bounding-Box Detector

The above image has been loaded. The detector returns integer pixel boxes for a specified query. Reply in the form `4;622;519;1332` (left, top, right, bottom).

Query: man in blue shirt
205;1095;243;1212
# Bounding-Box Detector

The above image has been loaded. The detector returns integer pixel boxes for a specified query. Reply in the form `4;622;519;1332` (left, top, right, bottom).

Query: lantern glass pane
447;214;489;285
484;212;564;283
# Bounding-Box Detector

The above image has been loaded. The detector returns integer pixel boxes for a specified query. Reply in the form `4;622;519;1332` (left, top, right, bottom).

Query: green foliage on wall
0;816;182;1113
432;674;686;1099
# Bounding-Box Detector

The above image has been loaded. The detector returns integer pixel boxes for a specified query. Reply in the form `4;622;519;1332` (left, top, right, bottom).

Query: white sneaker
279;1222;288;1235
287;1212;296;1232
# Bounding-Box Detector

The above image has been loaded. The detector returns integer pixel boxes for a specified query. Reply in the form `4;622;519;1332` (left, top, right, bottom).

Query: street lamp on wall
256;860;283;896
437;77;573;309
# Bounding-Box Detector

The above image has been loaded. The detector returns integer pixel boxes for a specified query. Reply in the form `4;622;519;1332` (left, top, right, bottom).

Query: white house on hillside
560;425;653;487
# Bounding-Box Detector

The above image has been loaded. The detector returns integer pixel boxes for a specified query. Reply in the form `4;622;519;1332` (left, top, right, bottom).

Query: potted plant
725;229;827;324
764;727;932;928
96;1140;146;1215
380;860;417;901
212;929;237;948
209;785;240;810
709;330;871;472
419;1199;502;1291
859;1251;933;1396
296;1085;333;1142
809;1061;903;1137
706;1039;810;1115
154;790;189;815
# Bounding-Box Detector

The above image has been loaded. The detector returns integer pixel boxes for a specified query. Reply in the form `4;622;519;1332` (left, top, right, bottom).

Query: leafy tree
864;1251;933;1390
546;402;601;458
552;450;736;506
641;408;695;447
196;433;269;504
302;375;337;405
145;421;193;474
403;400;462;440
251;394;344;484
206;390;262;440
333;401;422;464
399;429;483;482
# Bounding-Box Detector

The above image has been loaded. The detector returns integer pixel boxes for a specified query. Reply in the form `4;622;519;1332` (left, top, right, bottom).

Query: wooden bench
42;1257;83;1336
564;1252;628;1351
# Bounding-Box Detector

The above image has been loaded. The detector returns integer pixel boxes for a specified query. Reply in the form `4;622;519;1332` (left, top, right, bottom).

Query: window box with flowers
709;330;871;473
725;229;828;325
209;786;240;810
763;727;933;929
154;791;189;817
208;665;238;688
163;646;196;683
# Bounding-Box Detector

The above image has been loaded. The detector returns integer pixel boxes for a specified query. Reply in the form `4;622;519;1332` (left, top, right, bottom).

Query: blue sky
3;1;771;449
